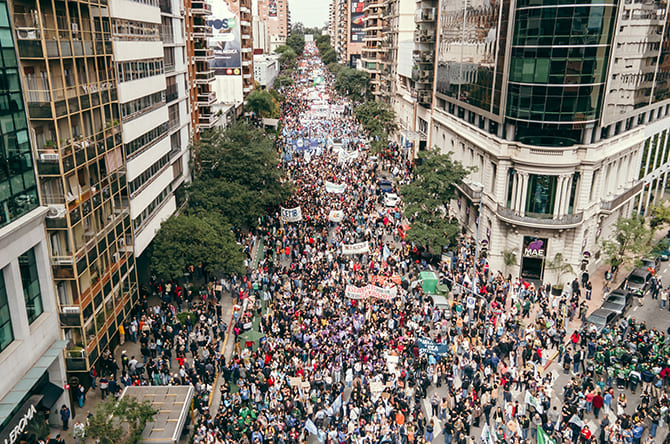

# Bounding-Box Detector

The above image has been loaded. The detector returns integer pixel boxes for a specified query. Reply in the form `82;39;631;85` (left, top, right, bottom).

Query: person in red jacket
592;392;604;418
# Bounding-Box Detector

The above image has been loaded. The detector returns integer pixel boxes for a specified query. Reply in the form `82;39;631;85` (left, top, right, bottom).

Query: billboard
209;0;241;73
350;1;364;43
268;0;277;16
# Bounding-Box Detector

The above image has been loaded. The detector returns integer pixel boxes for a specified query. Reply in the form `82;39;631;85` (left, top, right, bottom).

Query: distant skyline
290;0;329;28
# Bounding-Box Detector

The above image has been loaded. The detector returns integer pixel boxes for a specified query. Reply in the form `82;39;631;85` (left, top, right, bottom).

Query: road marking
633;306;638;311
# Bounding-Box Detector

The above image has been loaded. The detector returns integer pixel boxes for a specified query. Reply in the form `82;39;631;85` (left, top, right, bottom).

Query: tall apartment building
0;0;71;434
110;0;191;257
329;0;363;66
416;0;670;283
10;0;139;377
257;0;290;51
7;0;193;380
360;0;390;100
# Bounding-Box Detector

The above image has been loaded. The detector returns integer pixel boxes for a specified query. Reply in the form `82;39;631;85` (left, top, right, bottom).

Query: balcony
195;71;215;84
416;7;436;22
194;48;214;61
193;23;213;38
197;112;220;130
191;1;212;14
454;181;482;203
414;29;435;44
417;90;432;104
413;49;434;64
600;181;643;212
496;204;584;228
412;67;433;83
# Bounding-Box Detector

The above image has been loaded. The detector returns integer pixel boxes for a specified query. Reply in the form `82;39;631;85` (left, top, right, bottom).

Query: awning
40;382;64;410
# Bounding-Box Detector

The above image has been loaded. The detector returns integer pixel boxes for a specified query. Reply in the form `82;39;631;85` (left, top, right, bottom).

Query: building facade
329;0;364;66
360;0;390;100
257;0;290;51
419;0;670;283
0;0;70;435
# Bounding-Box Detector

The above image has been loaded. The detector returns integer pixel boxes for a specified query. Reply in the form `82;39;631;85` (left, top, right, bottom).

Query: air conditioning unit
40;152;59;161
62;306;80;313
54;256;74;265
17;27;39;40
46;205;67;219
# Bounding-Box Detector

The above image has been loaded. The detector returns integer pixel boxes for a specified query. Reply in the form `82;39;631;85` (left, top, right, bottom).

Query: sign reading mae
523;236;548;258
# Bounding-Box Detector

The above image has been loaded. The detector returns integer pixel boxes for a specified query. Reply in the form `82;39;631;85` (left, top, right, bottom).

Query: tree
401;150;473;253
286;33;305;55
651;204;670;227
334;67;369;101
188;179;268;229
316;34;330;47
545;252;574;291
245;89;276;118
292;22;305;36
601;215;655;278
150;212;246;278
321;48;337;65
278;47;297;67
328;62;345;75
354;101;397;137
502;250;517;275
86;397;158;444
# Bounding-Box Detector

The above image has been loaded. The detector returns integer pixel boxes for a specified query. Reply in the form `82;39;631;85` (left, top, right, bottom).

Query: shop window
19;248;44;323
526;174;557;215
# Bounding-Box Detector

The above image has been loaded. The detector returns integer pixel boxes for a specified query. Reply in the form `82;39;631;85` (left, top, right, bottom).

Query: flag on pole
537;425;556;444
331;393;343;413
481;423;496;444
305;418;318;436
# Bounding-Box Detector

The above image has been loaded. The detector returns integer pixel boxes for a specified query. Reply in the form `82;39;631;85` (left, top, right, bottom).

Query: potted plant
546;252;574;296
44;140;56;149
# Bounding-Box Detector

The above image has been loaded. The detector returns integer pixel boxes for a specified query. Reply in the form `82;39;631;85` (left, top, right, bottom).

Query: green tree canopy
286;33;305;55
278;47;297;67
86;397;158;444
601;215;655;276
354;101;397;153
328;62;345;75
150;212;246;279
316;34;330;47
188;179;267;229
320;47;337;65
245;89;276;118
401;150;473;253
334;67;369;101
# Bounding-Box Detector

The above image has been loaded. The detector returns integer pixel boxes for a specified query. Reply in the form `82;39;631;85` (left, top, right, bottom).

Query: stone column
510;170;518;210
553;175;565;218
519;173;529;216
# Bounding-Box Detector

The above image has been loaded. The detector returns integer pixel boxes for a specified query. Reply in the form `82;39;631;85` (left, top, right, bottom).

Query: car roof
609;288;627;297
601;302;624;312
589;308;616;318
629;268;650;277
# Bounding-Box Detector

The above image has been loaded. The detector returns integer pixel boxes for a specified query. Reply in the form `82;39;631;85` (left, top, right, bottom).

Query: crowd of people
74;43;670;444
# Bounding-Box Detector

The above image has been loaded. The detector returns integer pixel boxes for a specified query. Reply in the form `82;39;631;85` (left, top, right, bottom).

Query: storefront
0;340;68;444
520;236;548;282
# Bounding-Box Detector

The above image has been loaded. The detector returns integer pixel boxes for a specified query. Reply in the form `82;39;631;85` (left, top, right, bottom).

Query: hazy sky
289;0;329;27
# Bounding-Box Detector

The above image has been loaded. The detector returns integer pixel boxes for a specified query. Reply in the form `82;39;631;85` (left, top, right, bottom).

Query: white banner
281;207;303;222
328;210;345;222
344;284;398;300
341;241;369;255
524;391;544;414
325;181;347;194
345;285;368;299
337;150;359;164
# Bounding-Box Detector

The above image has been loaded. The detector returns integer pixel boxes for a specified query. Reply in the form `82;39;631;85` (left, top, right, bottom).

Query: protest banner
537;425;556;444
345;285;368;299
416;337;450;357
281;207;303;222
325;181;346;194
328;210;345;222
371;285;397;300
341;241;369;255
289;377;302;387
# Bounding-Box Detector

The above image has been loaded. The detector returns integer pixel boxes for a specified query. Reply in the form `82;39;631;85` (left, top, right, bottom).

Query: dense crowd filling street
83;44;670;444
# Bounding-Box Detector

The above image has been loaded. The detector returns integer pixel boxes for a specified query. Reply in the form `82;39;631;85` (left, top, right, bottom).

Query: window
19;248;43;324
525;175;557;215
0;272;13;352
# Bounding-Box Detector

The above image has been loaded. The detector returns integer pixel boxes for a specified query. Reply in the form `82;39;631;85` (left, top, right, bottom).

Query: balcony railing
496;204;584;228
191;1;212;14
600;181;643;211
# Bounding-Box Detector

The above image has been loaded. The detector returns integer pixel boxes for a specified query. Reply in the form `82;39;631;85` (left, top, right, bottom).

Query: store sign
523;236;548;258
3;404;37;444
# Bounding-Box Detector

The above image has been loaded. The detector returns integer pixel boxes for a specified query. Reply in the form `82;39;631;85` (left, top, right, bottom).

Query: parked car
600;301;625;320
603;288;632;312
377;179;393;193
624;268;652;296
384;193;401;207
584;308;619;333
653;238;670;261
